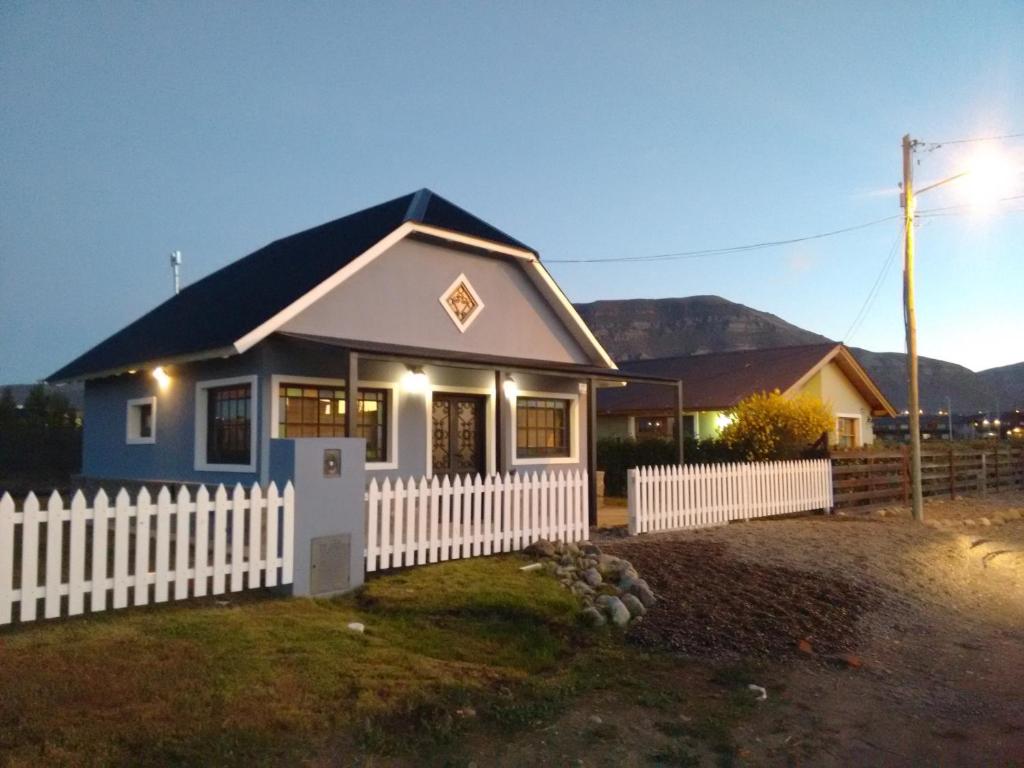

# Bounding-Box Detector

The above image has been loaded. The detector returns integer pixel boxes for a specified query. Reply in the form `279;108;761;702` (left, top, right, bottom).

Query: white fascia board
233;222;417;354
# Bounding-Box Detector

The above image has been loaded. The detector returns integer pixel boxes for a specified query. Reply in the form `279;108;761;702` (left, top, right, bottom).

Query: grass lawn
0;554;768;767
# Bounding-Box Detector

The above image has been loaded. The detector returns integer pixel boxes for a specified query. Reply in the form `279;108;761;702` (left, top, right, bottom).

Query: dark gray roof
50;190;535;381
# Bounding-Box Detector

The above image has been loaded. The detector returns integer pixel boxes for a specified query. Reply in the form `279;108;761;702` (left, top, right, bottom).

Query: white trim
233;223;416;354
835;412;863;448
438;272;485;333
408;222;536;261
510;389;580;466
125;396;157;444
524;260;618;370
269;374;399;470
425;384;496;478
231;220;617;373
194;375;259;473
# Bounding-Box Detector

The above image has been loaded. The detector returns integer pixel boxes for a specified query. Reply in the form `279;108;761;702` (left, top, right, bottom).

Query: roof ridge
624;342;840;365
404;188;432;222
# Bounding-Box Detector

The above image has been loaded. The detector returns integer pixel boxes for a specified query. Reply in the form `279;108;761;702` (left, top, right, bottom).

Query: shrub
719;390;832;461
596;436;740;497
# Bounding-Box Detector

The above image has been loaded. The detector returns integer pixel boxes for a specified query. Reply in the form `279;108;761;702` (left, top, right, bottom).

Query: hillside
575;295;1021;413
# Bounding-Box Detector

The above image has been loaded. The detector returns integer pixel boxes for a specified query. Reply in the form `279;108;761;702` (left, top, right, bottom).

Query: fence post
949;446;955;500
900;446;910;506
994;446;1000;492
627;468;638;535
979;452;988;496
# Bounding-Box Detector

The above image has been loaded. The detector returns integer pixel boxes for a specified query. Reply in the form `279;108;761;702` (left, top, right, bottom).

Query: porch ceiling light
152;366;170;390
502;375;518;400
403;366;429;394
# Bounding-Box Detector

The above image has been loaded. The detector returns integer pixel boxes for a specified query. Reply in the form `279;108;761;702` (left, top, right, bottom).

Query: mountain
575;295;1020;414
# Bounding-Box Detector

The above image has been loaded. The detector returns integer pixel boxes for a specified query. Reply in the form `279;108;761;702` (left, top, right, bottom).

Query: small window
207;384;252;465
516;397;571;458
836;417;858;449
636;415;671;439
126;396;157;444
277;383;390;462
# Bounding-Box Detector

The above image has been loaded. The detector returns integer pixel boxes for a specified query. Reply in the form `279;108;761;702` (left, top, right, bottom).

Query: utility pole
902;134;924;522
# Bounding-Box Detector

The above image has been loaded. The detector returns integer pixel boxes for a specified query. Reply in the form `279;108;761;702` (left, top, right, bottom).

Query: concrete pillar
269;437;366;597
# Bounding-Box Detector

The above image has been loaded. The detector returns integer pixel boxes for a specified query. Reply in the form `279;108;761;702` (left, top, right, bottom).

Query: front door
431;393;486;478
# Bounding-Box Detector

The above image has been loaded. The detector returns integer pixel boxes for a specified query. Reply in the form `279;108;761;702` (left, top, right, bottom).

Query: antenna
170;250;182;294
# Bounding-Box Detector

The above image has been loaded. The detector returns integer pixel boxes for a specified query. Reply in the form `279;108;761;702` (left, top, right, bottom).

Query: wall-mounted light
502;375;518;400
402;366;429;393
152;366;170;390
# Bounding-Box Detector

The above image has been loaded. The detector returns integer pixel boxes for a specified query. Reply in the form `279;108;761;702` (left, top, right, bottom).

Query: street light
901;135;1016;521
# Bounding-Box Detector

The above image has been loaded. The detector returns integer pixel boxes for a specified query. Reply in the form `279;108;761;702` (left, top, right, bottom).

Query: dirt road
604;492;1024;766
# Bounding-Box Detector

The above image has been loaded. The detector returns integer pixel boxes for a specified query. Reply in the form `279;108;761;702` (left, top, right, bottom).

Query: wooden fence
627;460;833;535
364;470;588;572
0;482;294;626
831;445;1024;512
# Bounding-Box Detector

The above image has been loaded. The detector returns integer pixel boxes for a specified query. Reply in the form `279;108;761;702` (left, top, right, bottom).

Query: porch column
676;380;685;464
345;350;359;438
494;369;505;474
587;377;598;527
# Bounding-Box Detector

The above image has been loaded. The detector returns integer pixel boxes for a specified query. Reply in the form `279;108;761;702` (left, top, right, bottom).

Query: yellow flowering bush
719;390;833;461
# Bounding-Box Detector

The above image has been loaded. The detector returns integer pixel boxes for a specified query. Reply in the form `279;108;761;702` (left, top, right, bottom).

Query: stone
594;594;614;609
620;593;646;618
629;580;657;608
582;567;603;587
603;596;631;627
581;606;606;627
347;622;365;634
962;518;975;526
554;565;576;578
596;554;624;577
581;541;602;556
978;517;992;527
567;542;581;556
571;582;595;599
558;554;575;567
797;638;813;655
589;714;603;724
525;538;556;558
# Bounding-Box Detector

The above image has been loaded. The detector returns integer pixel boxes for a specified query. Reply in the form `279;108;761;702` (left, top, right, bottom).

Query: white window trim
835;412;862;448
438;272;485;333
194;375;259;473
269;374;399;470
126;395;157;445
510;389;580;466
425;384;496;478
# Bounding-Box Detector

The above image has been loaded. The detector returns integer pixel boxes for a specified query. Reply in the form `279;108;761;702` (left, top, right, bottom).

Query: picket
627;459;833;535
0;482;293;627
364;469;590;572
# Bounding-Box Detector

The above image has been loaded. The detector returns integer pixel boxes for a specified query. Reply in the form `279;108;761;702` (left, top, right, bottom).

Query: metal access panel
309;534;352;595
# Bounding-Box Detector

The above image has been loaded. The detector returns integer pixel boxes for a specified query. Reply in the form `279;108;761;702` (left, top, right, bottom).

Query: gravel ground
599;492;1024;766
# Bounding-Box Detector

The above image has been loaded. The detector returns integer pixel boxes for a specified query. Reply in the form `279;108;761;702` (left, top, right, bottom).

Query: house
49;190;676;516
597;343;897;448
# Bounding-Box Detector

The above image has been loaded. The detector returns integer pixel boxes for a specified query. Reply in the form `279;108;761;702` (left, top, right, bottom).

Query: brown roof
598;343;896;416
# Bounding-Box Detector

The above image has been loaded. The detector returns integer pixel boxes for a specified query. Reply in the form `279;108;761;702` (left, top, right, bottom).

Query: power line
842;225;903;343
546;194;1024;265
545;215;901;264
919;131;1024;148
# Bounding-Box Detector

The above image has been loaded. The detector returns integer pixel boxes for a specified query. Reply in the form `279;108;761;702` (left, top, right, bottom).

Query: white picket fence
0;482;294;626
627;460;833;535
365;470;588;572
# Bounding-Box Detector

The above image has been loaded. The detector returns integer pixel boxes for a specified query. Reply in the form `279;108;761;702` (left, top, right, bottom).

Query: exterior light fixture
152;366;170;390
502;375;518;400
402;366;429;393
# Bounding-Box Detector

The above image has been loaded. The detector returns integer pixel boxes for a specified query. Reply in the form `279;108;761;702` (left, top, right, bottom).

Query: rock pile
523;538;656;628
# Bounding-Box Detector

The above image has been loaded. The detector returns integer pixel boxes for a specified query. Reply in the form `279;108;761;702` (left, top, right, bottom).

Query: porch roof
279;332;679;387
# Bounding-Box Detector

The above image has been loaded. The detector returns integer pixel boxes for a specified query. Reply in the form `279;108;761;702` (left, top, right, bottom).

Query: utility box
269;438;367;597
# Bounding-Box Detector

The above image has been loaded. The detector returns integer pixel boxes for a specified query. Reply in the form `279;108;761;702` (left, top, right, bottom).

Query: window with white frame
516;397;572;459
194;376;258;472
126;396;156;444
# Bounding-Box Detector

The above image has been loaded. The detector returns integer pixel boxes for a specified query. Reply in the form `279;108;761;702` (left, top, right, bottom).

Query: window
277;383;390;462
126;396;156;444
207;384;252;465
516;397;570;458
836;416;859;449
636;415;671;439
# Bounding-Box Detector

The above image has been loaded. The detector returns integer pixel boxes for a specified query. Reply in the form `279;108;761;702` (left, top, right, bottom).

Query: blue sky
1;1;1021;384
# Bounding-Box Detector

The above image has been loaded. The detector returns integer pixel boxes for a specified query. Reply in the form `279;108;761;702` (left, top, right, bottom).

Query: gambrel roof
50;190;615;381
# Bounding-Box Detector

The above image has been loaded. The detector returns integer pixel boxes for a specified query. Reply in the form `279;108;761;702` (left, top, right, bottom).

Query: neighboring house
49;190;669;509
597;343;897;448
